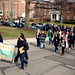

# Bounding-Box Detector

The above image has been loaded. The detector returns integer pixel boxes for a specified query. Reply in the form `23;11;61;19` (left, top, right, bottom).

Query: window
0;4;1;7
19;11;20;13
44;13;46;15
23;4;24;5
7;6;8;9
12;7;14;9
67;5;71;11
39;9;40;11
15;11;16;13
67;14;70;20
23;11;24;13
19;7;20;9
23;7;24;9
7;11;8;13
19;3;20;5
45;9;46;12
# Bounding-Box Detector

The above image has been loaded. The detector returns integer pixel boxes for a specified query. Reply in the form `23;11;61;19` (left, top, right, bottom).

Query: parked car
43;24;50;31
30;23;36;29
2;22;16;27
15;22;25;28
8;22;16;27
0;22;2;26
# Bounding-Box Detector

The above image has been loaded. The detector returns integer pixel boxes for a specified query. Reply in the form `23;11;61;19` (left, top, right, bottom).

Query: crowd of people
0;24;75;71
36;25;75;55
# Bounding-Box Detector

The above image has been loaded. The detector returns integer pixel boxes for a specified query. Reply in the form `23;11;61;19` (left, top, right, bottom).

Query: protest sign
0;43;15;62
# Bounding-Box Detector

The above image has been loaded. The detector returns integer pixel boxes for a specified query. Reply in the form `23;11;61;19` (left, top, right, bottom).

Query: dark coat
16;38;29;52
54;40;59;46
39;33;46;43
0;38;3;43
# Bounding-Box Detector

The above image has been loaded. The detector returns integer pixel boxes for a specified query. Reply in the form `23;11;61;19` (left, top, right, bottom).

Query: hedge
55;20;75;24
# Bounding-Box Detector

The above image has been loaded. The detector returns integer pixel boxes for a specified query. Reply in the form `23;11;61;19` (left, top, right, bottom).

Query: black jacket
70;35;75;42
16;38;28;52
39;33;46;43
54;40;59;46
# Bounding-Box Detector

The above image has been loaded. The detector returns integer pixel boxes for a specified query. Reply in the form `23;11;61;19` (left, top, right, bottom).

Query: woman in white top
65;31;69;50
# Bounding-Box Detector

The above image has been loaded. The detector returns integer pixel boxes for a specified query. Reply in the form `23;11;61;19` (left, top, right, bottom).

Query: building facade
63;2;75;20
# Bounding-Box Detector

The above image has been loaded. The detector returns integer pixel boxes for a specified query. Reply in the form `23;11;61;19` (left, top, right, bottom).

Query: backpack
25;41;29;50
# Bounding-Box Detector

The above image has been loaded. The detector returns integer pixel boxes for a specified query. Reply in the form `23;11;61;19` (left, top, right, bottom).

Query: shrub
30;19;34;22
55;20;75;24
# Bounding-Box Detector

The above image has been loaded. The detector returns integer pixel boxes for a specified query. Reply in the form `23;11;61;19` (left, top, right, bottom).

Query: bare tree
25;0;55;28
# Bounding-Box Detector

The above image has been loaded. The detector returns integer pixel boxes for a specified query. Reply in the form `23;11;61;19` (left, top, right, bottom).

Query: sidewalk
4;37;49;45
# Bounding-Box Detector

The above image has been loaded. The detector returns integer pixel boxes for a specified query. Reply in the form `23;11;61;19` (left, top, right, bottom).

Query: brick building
63;2;75;20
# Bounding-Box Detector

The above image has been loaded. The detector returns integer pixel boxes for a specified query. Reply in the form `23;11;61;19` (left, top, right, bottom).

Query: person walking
36;29;40;47
0;34;3;43
65;31;69;50
61;39;66;55
18;33;28;70
70;32;75;49
48;30;53;45
14;33;29;64
39;31;46;49
54;38;59;54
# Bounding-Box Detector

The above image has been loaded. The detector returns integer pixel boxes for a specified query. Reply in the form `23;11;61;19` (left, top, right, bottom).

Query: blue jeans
41;43;45;48
20;53;28;69
54;46;58;53
49;38;52;44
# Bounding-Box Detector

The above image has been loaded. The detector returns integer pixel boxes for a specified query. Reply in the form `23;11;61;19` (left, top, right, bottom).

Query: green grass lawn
0;27;48;39
0;27;37;39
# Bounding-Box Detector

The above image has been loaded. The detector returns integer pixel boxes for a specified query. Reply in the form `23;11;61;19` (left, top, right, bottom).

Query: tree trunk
3;0;5;21
25;0;30;28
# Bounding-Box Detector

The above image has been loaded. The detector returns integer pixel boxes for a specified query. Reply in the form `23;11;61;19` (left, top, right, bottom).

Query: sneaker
18;69;24;72
54;52;56;54
73;48;74;49
69;48;71;50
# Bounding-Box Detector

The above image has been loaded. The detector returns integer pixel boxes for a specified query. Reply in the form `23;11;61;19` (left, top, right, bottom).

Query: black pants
14;50;28;62
62;47;65;54
37;38;40;47
14;50;20;62
69;41;74;48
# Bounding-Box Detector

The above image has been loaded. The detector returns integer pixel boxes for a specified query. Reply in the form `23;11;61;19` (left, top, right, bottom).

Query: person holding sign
16;33;28;70
0;34;3;43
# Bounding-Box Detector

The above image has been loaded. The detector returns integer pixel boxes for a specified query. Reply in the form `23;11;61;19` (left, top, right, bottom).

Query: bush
30;19;34;22
55;20;75;24
47;19;51;22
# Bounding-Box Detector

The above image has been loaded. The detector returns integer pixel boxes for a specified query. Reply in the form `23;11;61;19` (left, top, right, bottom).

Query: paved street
0;38;75;75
